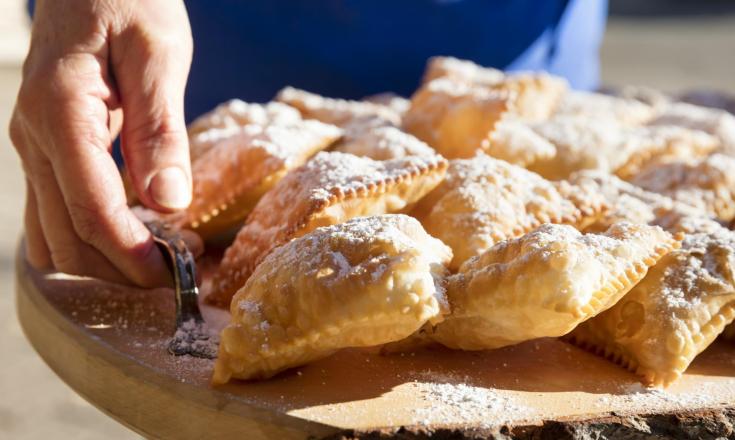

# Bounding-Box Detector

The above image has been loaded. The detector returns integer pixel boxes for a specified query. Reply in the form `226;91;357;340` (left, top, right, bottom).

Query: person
10;0;607;287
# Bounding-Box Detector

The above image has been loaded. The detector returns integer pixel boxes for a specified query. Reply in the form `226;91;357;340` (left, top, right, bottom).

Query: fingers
21;54;172;288
23;182;52;269
112;14;193;212
27;161;132;285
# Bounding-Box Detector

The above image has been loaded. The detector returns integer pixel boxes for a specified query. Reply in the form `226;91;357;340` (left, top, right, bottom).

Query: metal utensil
145;220;218;359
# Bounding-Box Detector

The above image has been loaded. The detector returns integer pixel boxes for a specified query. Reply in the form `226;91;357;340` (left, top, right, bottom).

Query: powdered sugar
408;371;532;427
335;124;438;160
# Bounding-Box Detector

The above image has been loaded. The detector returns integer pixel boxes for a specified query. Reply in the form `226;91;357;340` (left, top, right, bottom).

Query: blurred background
0;0;733;438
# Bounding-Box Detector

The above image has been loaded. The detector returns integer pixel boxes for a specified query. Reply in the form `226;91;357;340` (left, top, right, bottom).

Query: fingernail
149;167;191;210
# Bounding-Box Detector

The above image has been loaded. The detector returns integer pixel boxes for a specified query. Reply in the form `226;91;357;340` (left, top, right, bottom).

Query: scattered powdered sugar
335;124;438;160
596;381;725;412
408;371;531;427
188;99;302;134
292;151;442;204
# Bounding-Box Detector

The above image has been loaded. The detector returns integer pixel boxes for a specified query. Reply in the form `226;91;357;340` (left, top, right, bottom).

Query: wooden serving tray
15;245;735;439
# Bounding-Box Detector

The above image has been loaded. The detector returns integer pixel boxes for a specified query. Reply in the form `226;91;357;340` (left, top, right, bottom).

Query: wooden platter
15;243;735;439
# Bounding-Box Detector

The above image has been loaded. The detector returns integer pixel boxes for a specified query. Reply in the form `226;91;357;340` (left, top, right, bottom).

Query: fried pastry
212;215;452;383
422;57;568;122
276;87;402;127
363;92;411;116
614;125;718;180
648;102;735;156
206;151;448;307
567;227;735;387
188;100;301;136
415;155;607;269
528;117;716;181
554;91;655;126
333;123;437;160
567;170;701;233
485;118;556;167
422;56;505;85
629;153;735;223
430;223;681;351
180;121;342;238
187;101;302;161
402;78;510;159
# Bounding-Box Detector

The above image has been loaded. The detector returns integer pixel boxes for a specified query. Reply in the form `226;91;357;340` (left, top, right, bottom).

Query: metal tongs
146;220;218;359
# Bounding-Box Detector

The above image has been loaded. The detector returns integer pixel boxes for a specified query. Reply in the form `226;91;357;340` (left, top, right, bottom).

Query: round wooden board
15;244;735;439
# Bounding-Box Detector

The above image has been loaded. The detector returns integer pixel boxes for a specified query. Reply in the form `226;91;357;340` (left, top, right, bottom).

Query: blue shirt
29;0;608;122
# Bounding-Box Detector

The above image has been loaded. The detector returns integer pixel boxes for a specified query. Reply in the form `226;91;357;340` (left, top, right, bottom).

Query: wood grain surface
15;243;735;439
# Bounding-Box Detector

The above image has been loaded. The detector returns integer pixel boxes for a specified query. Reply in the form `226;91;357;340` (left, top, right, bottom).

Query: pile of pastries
170;56;735;387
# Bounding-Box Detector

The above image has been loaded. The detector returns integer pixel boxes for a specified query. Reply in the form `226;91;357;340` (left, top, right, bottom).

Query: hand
9;0;194;287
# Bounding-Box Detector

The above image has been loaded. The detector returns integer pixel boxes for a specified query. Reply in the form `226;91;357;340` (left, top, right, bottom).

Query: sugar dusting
595;381;732;412
407;370;532;427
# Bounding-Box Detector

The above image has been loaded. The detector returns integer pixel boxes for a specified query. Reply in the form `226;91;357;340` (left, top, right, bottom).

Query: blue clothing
28;0;608;122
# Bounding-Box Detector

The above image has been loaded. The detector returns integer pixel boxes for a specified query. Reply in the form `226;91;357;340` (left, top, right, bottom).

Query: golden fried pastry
614;125;718;180
567;170;701;233
187;101;302;161
416;155;607;269
491;72;568;122
422;57;567;122
212;215;452;383
188;100;301;136
422;56;505;85
402;78;510;159
363;92;411;116
180;121;342;238
648;102;735;156
604;85;672;111
629;153;735;223
333;123;437;160
206;152;448;307
485;118;556;167
567;227;735;387
554;91;655;126
528;117;716;181
430;223;681;351
276;87;402;127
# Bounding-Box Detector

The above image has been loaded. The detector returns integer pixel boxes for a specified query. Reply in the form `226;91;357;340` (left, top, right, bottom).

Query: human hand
9;0;194;287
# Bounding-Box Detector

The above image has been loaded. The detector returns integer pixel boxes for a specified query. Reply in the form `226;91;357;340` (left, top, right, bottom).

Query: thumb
112;19;193;213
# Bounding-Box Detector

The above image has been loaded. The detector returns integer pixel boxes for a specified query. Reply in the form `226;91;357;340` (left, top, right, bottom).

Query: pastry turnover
206;151;448;307
430;223;681;351
567;170;700;233
485;118;556;167
528;117;716;181
648;102;735;156
614;125;718;180
402;78;510;159
187;101;302;161
629;153;735;223
180;121;342;238
363;92;411;116
333;122;438;160
422;57;568;122
415;154;607;269
422;56;506;85
276;87;402;127
212;215;452;383
188;100;302;136
553;91;655;126
567;227;735;387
